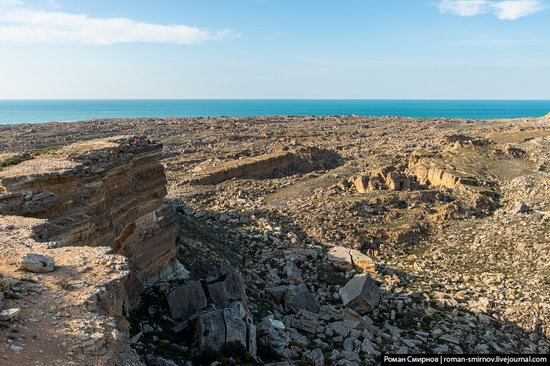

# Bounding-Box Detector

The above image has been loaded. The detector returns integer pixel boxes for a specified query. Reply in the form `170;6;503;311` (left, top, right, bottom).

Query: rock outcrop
0;215;142;365
352;165;418;193
0;136;186;300
410;154;479;192
185;147;341;185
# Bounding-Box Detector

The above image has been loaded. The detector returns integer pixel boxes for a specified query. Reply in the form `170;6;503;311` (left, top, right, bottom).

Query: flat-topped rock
1;158;79;180
328;246;376;273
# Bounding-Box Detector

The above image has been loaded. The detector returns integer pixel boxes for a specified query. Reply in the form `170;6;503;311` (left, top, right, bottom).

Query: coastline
0;114;547;127
1;99;550;124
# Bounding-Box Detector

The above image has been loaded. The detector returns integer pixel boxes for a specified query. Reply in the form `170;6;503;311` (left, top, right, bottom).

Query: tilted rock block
206;266;247;308
19;253;55;273
265;285;289;304
283;284;320;314
166;280;207;320
339;275;382;313
285;261;303;285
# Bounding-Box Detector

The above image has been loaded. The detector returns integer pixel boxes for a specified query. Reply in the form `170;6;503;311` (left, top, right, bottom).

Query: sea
1;99;549;125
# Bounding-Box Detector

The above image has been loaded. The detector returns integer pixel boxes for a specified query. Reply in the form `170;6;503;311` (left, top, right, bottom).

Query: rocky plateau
0;114;549;365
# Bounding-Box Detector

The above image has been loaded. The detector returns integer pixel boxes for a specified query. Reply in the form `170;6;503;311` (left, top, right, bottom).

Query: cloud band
439;0;546;20
0;0;233;45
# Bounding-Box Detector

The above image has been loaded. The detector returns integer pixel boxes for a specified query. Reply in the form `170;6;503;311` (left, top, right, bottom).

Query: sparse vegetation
0;157;19;167
31;146;63;157
54;278;73;291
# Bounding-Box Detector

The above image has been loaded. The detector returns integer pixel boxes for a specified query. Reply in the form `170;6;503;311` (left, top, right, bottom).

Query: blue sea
0;100;549;125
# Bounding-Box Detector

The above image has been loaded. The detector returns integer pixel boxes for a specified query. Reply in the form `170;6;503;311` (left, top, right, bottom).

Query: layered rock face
0;136;184;298
185;147;341;185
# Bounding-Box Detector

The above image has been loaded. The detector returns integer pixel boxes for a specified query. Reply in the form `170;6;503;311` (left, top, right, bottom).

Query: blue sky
0;0;549;99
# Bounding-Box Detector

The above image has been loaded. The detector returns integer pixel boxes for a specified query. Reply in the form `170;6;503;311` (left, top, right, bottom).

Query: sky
0;0;549;99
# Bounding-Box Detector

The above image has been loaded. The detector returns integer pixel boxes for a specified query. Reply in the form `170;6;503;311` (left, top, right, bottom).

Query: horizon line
1;98;550;101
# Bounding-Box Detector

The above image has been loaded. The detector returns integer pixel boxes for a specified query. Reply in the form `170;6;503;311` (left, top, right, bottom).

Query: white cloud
491;0;546;19
438;0;546;20
0;0;233;45
0;0;23;7
439;0;489;16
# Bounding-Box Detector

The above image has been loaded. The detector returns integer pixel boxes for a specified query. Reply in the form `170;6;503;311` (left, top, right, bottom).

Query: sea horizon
1;99;550;125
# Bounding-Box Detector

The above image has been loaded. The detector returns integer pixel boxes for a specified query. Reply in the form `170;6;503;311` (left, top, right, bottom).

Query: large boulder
196;310;226;353
206;266;247;308
19;253;55;273
195;302;256;356
194;266;256;357
223;302;257;356
166;280;207;320
339;275;381;313
284;284;320;314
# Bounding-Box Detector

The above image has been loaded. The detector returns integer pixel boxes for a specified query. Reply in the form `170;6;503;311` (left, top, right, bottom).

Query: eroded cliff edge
0;136;186;365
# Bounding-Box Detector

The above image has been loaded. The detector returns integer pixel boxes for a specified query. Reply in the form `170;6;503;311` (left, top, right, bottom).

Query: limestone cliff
0;136;187;300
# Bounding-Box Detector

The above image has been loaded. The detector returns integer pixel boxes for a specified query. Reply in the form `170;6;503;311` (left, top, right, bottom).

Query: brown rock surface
0;136;186;365
0;136;184;296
